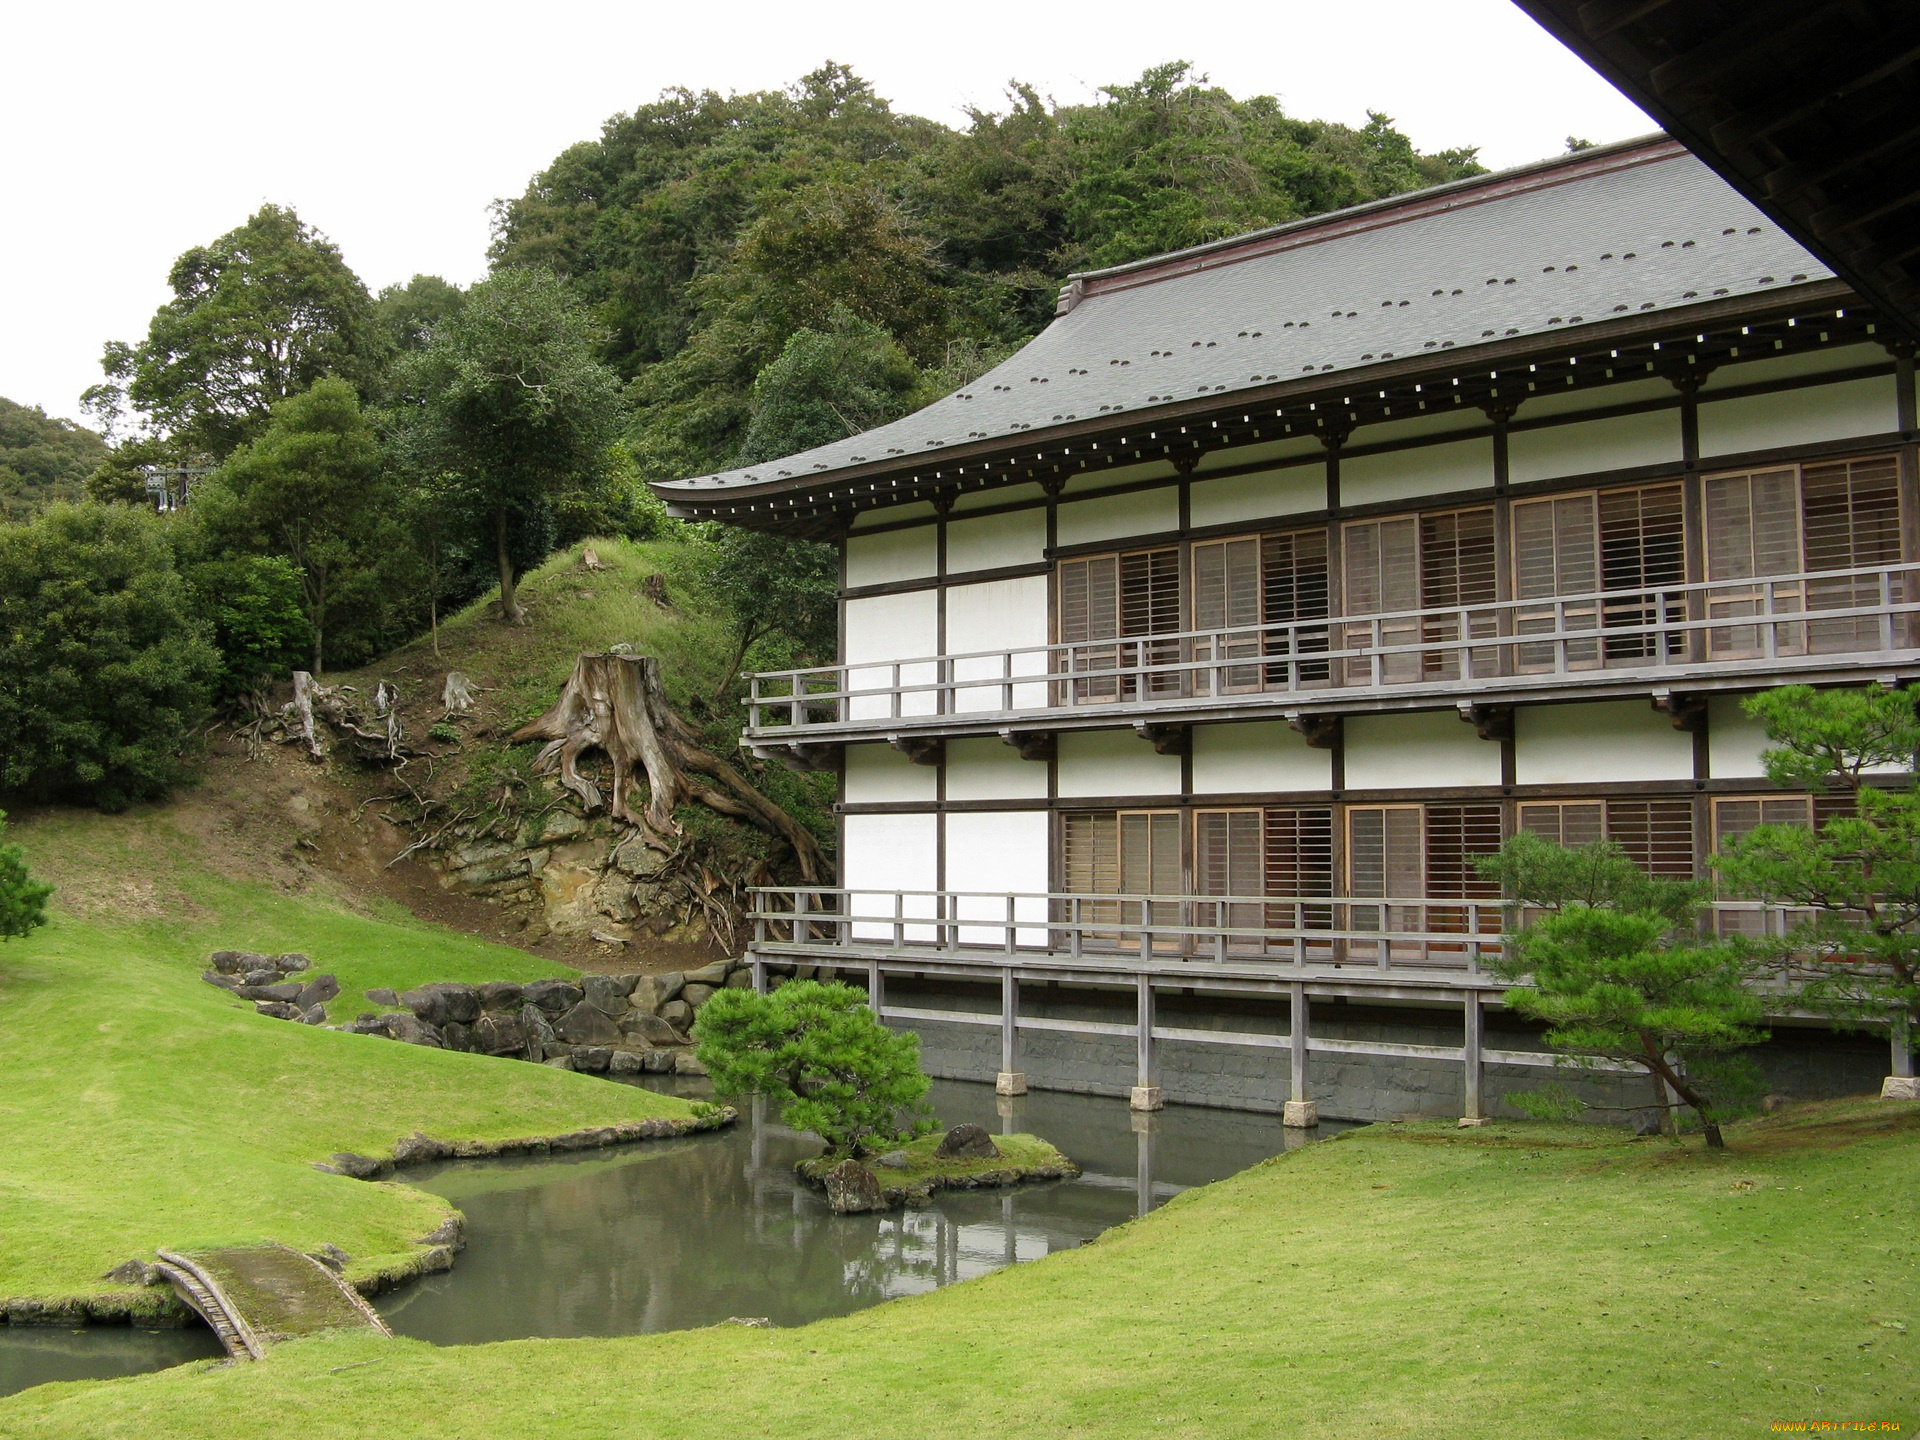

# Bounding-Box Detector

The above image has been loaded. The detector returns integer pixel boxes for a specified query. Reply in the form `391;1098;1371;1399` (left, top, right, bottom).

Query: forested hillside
1;62;1480;823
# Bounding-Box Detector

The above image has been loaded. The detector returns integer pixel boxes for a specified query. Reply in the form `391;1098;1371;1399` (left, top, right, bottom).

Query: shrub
692;980;936;1158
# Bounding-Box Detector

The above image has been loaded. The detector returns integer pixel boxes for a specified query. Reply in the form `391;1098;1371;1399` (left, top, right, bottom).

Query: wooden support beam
887;734;944;766
1457;702;1514;743
998;729;1056;762
1463;991;1485;1122
1134;721;1191;757
1286;712;1342;750
1286;982;1316;1127
1130;975;1163;1110
1651;691;1707;732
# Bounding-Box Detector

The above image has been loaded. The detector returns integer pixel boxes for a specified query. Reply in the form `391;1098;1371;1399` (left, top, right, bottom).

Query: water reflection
0;1326;222;1398
378;1078;1347;1344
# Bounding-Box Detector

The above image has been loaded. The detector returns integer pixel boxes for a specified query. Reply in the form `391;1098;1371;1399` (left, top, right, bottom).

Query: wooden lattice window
1342;507;1496;683
1057;548;1182;700
1191;529;1330;692
1519;797;1696;878
1511;483;1684;670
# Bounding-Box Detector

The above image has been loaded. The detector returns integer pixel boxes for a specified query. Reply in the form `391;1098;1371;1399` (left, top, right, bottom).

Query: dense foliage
1478;833;1767;1147
0;504;220;809
692;980;936;1157
0;398;109;521
0;811;52;942
1713;685;1920;1060
494;61;1483;481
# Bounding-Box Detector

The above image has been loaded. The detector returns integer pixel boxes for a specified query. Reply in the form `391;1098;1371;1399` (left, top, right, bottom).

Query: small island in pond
797;1124;1081;1212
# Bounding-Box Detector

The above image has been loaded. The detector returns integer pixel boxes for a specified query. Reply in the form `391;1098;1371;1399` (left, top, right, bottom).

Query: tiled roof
655;135;1831;502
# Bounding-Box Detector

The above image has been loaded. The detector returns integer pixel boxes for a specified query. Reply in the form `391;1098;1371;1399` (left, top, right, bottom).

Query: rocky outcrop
823;1159;886;1214
207;950;762;1079
934;1124;1000;1161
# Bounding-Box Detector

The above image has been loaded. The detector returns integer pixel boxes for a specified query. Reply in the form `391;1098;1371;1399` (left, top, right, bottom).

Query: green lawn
0;807;700;1317
4;1099;1914;1438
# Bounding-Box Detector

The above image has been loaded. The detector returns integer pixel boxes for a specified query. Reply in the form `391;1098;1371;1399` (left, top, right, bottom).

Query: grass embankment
0;805;701;1317
7;1099;1915;1438
797;1132;1078;1199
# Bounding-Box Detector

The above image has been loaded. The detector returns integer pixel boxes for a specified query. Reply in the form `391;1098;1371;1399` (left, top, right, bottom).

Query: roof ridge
1056;133;1681;313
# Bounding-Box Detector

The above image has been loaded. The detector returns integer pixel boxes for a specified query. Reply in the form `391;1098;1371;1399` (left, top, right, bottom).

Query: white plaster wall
1194;434;1325;476
1343;711;1501;790
1702;342;1886;391
845;589;938;720
1706;694;1771;780
845;525;937;587
944;736;1048;801
1509;408;1682;484
1055;485;1180;547
1340;436;1494;508
1060;459;1173;498
1513;700;1694;785
946;575;1049;712
1698;375;1898;458
952;482;1045;515
843;813;939;940
1056;728;1183;798
944;810;1050;944
1519;377;1676;418
843;742;937;804
1350;410;1486;447
1189;465;1324;528
947;507;1047;575
1190;721;1332;794
850;501;936;530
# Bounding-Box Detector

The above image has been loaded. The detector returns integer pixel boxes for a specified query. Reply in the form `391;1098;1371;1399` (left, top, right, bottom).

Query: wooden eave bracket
1133;721;1191;757
888;733;945;767
1650;690;1707;733
1456;702;1514;743
998;729;1056;762
752;742;841;773
1285;712;1342;749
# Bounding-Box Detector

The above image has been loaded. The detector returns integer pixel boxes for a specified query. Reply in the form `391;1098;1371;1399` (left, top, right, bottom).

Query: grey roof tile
657;136;1829;498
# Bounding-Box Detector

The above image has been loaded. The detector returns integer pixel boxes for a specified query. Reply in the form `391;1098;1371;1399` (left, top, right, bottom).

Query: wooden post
1130;975;1163;1110
750;958;767;995
1461;990;1486;1124
867;960;883;1016
1285;982;1317;1127
996;969;1026;1095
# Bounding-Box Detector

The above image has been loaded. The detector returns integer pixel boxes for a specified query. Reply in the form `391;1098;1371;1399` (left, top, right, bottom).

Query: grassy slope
5;1101;1915;1438
0;804;698;1314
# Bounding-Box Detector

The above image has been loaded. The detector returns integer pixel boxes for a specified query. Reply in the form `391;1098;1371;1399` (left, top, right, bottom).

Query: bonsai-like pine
1476;832;1767;1148
692;980;935;1158
1712;685;1920;1067
0;811;52;942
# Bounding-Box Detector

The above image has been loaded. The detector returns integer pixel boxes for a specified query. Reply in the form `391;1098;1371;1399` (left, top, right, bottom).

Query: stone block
995;1071;1027;1096
553;1001;621;1046
673;1050;709;1076
1129;1085;1165;1112
523;979;584;1014
683;984;717;1009
574;1046;612;1073
1882;1075;1920;1101
608;1049;650;1075
684;961;730;986
475;1012;528;1056
581;974;629;1016
1283;1100;1319;1128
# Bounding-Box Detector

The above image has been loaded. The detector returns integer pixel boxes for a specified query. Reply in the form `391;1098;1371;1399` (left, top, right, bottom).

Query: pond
0;1078;1349;1393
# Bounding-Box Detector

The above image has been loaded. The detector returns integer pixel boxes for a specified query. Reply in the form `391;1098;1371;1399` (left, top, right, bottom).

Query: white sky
1;0;1650;426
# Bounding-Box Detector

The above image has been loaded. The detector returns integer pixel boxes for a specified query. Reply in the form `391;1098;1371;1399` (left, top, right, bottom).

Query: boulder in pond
574;1046;612;1073
543;1055;576;1071
608;1049;650;1075
824;1159;885;1214
673;1050;709;1076
934;1124;1000;1161
554;1000;621;1046
642;1050;675;1073
523;979;583;1014
328;1152;392;1180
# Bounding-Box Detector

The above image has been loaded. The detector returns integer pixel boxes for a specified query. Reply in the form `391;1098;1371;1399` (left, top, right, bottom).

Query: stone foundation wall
881;977;1889;1124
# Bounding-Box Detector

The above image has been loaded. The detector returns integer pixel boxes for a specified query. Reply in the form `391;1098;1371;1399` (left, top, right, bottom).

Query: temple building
654;136;1915;1122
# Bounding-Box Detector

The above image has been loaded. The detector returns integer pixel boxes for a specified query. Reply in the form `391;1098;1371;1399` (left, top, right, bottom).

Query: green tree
1712;685;1920;1069
0;811;52;942
0;398;109;521
693;980;936;1157
1478;832;1768;1148
0;504;220;810
391;268;625;623
90;204;376;459
192;379;392;673
178;555;312;701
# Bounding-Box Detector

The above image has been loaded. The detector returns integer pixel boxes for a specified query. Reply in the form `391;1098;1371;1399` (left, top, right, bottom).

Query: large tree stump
510;653;825;881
